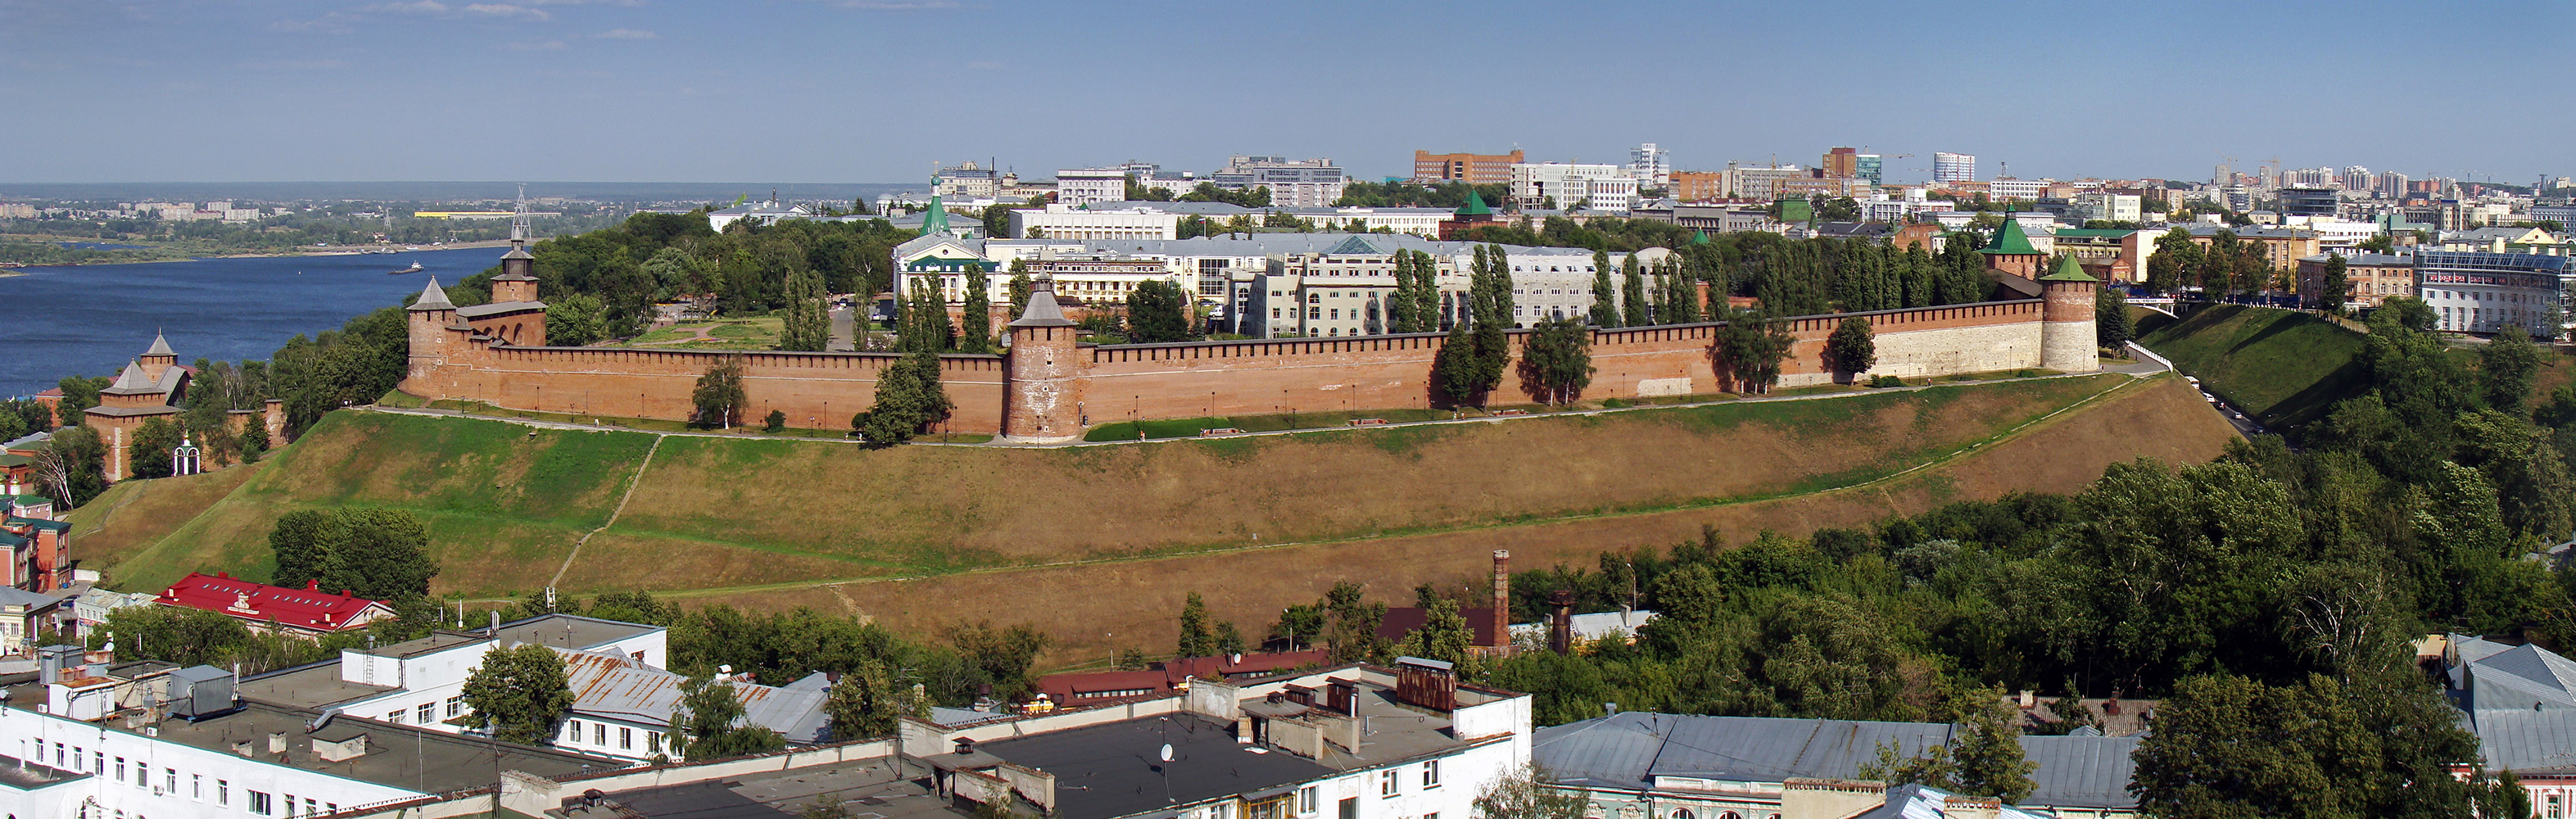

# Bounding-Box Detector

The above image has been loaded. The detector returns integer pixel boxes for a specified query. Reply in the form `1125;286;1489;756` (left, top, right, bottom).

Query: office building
1212;156;1347;208
1821;147;1859;179
1628;143;1671;189
1721;164;1809;201
2278;186;2341;218
2414;251;2574;337
1510;163;1639;212
935;161;1002;199
1053;169;1130;207
1855;153;1884;185
1413;150;1523;185
1007;203;1186;241
1934;152;1977;183
1668;170;1725;202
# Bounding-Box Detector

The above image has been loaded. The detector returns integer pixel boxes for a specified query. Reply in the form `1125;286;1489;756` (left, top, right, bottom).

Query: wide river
0;247;508;397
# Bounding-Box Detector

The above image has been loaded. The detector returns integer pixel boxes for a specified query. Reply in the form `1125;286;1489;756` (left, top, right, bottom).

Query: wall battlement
399;284;2093;440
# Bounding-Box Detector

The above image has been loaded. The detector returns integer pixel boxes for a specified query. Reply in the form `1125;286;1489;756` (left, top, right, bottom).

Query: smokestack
1490;550;1510;654
1548;590;1575;655
488;610;500;636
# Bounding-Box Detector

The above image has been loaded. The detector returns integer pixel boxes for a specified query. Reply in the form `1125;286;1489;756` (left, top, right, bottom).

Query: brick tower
2039;255;2101;373
1976;218;2048;280
490;193;540;304
138;330;178;385
405;277;459;388
1001;274;1085;443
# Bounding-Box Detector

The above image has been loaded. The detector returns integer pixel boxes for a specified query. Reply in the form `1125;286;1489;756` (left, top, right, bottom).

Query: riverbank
0;236;522;266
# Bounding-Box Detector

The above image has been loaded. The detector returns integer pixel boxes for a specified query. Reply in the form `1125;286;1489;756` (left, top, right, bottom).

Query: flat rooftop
0;754;83;789
496;614;659;652
571;756;948;819
973;713;1334;819
357;631;486;658
1311;681;1472;770
146;702;607;793
233;661;397;710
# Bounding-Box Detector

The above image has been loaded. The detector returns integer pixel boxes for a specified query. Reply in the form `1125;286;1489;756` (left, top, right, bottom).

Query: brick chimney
1490;550;1510;651
1548;590;1574;655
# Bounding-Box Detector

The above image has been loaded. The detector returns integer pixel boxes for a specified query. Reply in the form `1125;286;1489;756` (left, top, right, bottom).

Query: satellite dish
1159;744;1174;762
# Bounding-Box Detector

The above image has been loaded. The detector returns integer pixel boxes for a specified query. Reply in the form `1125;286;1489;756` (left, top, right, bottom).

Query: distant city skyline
2;0;2568;186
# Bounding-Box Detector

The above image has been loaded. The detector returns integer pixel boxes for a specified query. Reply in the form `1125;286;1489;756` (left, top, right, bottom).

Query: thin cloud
270;14;357;34
506;38;568;51
239;58;350;71
827;0;964;9
596;28;657;39
464;3;552;20
369;0;450;12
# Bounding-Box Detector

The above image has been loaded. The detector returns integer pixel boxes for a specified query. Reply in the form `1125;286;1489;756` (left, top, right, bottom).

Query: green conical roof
919;191;949;237
1455;190;1492;216
1977;217;2040;256
1691;229;1710;246
2040;254;2098;283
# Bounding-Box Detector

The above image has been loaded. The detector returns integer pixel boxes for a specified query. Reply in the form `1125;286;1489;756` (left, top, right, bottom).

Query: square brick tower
1001;274;1085;443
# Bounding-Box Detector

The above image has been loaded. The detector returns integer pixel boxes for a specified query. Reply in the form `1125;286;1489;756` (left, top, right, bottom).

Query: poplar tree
1902;245;1937;307
1589;250;1620;326
778;266;830;351
1521;318;1595;405
899;275;952;352
1177;592;1215;658
1006;260;1033;317
1410;250;1443;331
1620;254;1650;326
958;264;994;353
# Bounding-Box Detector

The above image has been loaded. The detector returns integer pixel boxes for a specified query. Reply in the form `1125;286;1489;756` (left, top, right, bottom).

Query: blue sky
2;0;2569;186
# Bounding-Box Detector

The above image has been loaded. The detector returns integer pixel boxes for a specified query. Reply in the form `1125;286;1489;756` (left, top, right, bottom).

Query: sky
3;0;2571;187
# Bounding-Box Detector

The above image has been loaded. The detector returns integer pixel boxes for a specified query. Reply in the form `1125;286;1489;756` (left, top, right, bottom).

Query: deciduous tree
1519;318;1593;405
1824;316;1875;381
669;676;786;759
462;644;575;744
690;354;748;428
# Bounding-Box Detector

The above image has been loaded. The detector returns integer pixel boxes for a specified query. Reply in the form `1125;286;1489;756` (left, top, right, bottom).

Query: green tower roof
2040;254;2098;283
1977;218;2040;256
1455;190;1492;216
1691;229;1710;246
919;192;949;237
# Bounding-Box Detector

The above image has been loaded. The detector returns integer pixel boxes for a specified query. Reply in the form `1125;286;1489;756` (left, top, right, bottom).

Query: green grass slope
2137;304;2367;429
82;375;2139;600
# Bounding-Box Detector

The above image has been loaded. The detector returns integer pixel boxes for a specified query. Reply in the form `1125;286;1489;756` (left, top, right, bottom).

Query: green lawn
2138;303;2368;429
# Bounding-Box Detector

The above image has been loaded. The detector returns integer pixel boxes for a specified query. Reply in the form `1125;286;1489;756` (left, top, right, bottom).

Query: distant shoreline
5;238;521;268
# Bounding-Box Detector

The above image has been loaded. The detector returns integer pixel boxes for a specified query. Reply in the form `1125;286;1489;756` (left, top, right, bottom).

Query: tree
129;416;183;479
668;676;787;759
319;508;439;600
1321;582;1388;663
1519;318;1594;405
268;509;344;588
1715;312;1795;393
980;203;1011;238
958;265;994;354
856;350;953;445
1588;250;1620;327
2146;228;2201;296
944;620;1051;699
2480;324;2543;414
822;658;926;740
2318;254;2352;314
1469;763;1590;819
1951;687;2036;803
1393;597;1472;667
2097;287;2135;348
1824;316;1875;381
1215;621;1247;655
1126;278;1196;343
2132;673;2484;819
899;275;953;352
34;426;105;508
778;267;831;351
1620;254;1649;327
692;355;748;428
1007;261;1033;318
460;644;575;744
1177;592;1216;658
546;293;609;346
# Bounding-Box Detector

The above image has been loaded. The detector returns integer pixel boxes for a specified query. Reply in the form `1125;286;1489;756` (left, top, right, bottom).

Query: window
568;719;583;741
1422;759;1440;787
419;703;436;724
1672;811;1695;819
284;794;294;816
248;791;269;816
1299;786;1318;814
115;757;124;782
193;774;202;799
620;726;634;750
387;709;405;724
447;697;464;718
218;781;229;806
1380;769;1400;796
91;750;100;774
306;798;318;816
648;731;663;753
595;723;608;745
165;768;176;794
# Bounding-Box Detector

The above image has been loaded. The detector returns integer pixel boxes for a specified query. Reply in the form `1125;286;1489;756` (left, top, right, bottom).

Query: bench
1346;418;1388;427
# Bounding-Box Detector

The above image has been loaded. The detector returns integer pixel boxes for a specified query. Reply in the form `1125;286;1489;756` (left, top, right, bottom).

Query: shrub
763;410;786;433
1871;375;1904;388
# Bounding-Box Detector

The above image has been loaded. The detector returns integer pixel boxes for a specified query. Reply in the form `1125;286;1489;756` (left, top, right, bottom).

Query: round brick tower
1002;274;1085;443
2039;256;2101;373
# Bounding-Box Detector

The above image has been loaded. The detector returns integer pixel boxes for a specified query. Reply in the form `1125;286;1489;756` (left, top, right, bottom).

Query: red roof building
153;572;394;636
1035;649;1331;707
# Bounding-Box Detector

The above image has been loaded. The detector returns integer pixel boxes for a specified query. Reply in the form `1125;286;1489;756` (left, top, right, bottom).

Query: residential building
2440;634;2576;812
2180;224;2322;272
1;513;68;595
1054;168;1130;207
1511;163;1639;212
1668;170;1725;202
1773;176;1872;200
1821;147;1860;179
1628;143;1672;189
1034;649;1333;707
1278;206;1451;238
1535;712;2143;818
2297;251;2415;308
2072;192;2142;223
1721;164;1808;201
2049;228;2154;283
152;572;394;637
1007;203;1184;241
2413;250;2574;336
1213;156;1347;208
1988;179;2048;201
2440;225;2566;254
1;650;602;819
1934;152;1977;183
2529;204;2576;228
2375;171;2411;199
1413;149;1523;184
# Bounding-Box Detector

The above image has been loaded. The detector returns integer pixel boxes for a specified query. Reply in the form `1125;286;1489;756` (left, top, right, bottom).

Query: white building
1934;152;1978;183
1212;156;1347;208
1511;163;1640;212
1007;203;1184;241
1721;164;1809;201
2415;250;2575;337
2072;192;2142;223
1054;168;1129;208
1988;179;2048;201
1628;143;1672;189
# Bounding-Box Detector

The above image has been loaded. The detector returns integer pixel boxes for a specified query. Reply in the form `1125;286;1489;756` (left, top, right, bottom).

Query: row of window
45;740;316;817
562;717;664;753
1378;760;1442;796
384;696;464;726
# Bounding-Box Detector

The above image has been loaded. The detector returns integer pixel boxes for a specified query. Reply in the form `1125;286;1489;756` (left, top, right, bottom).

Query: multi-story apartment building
2375;171;2411;199
936;161;1002;199
2180;224;2321;272
1988;179;2048;201
1933;152;1977;183
1511;163;1639;212
1214;156;1347;207
2297;251;2415;309
1669;170;1725;202
1822;147;1860;179
2072;192;2142;223
1054;168;1130;207
1007;203;1184;241
1414;149;1523;184
1720;164;1808;201
1628;143;1672;189
2415;250;2574;337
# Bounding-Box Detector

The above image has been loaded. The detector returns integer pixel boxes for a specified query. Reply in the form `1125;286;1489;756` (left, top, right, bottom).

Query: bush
1871;375;1904;388
763;410;786;433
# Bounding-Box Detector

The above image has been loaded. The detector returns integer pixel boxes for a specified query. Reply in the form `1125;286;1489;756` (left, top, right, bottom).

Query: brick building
2297;251;2415;309
1414;149;1523;185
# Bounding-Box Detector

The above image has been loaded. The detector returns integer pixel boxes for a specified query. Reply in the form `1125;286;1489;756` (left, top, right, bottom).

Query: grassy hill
2136;304;2369;429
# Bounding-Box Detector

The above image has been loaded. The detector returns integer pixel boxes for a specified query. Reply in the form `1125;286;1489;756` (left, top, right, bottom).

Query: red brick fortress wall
405;337;1007;432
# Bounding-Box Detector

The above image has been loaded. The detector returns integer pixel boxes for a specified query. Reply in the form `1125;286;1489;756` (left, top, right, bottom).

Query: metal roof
408;277;455;311
554;649;829;743
1535;712;2140;810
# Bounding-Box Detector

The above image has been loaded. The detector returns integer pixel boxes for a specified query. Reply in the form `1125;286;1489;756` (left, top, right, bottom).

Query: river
0;247;509;397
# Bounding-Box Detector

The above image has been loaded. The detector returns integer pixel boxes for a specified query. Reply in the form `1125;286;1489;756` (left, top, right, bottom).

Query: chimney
487;610;500;636
1489;550;1510;652
266;732;287;754
305;579;319;591
1548;590;1575;655
953;737;976;755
